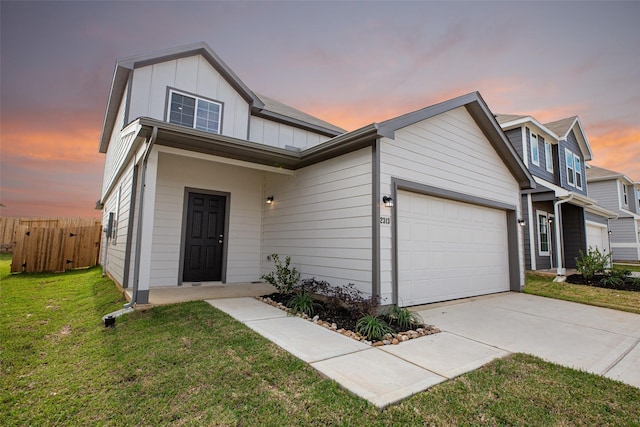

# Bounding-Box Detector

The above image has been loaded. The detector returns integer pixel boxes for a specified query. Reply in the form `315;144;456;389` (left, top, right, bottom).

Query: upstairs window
537;212;551;255
168;89;222;134
565;148;575;186
530;130;539;166
544;141;553;172
622;184;629;206
574;155;582;189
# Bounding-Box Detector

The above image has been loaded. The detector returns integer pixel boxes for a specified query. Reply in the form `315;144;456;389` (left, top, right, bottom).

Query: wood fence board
10;224;102;273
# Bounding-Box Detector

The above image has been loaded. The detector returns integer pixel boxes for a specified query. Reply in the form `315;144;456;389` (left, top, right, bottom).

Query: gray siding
558;130;587;196
521;194;532;270
525;128;555;183
610;217;637;243
611;247;639;262
587;180;620;212
562;203;586;268
504;128;524;161
585;211;608;225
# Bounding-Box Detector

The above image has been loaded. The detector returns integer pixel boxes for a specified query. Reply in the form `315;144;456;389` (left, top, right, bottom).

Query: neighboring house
586;165;640;261
496;114;616;275
97;42;534;307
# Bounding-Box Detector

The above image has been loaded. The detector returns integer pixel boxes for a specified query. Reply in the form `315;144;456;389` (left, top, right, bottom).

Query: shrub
386;306;424;330
299;278;379;318
576;247;611;281
601;275;624;288
355;315;394;341
287;292;321;316
261;254;300;294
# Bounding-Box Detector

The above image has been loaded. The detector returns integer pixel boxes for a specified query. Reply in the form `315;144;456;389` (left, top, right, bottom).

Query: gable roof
255;93;346;135
587;165;635;184
99;42;343;153
496;113;593;161
544;116;593;161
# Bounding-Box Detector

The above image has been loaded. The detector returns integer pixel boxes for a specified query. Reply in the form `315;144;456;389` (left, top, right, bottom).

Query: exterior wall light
383;196;394;207
266;196;274;204
518;219;527;227
608;230;612;235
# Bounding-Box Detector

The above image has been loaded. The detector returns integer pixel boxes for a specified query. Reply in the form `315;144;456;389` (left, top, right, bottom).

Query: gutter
124;126;158;309
553;194;574;279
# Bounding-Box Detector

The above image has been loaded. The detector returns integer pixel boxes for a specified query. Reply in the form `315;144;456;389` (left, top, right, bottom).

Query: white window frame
167;89;222;134
544;140;553;172
537;211;552;256
530;130;539;166
574;154;582;189
565;148;575;187
622;183;629;206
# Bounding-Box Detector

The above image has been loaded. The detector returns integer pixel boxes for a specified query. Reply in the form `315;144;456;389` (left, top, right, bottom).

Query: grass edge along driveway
1;254;639;426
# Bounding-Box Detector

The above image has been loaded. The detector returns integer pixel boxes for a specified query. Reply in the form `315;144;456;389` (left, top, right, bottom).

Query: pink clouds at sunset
1;1;638;219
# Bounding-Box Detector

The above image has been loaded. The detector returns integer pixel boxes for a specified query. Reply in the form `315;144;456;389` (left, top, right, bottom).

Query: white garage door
397;190;510;307
586;222;610;254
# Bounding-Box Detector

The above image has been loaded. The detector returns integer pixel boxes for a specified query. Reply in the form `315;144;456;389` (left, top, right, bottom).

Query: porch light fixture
266;196;274;204
608;230;612;235
517;219;526;227
383;196;394;208
548;217;553;224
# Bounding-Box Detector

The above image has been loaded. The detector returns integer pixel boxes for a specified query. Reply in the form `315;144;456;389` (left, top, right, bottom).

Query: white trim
521;126;528;166
611;242;640;248
137;149;159;295
565;148;575;187
527;194;536;270
544;140;553;172
530;129;540;166
536;210;551;256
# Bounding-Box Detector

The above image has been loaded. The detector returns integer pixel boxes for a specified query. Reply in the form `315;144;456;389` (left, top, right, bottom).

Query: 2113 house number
380;216;391;224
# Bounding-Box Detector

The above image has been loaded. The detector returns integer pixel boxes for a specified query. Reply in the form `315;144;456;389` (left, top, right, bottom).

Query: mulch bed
566;274;640;292
258;292;440;346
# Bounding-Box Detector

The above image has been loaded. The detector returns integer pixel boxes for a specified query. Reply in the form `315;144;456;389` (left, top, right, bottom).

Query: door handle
218;234;223;244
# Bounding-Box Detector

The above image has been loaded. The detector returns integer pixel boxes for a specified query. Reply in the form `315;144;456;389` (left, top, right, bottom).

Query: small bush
287;292;321;316
355;315;394;341
576;247;611;281
386;306;424;330
261;254;300;294
601;275;624;288
299;278;379;318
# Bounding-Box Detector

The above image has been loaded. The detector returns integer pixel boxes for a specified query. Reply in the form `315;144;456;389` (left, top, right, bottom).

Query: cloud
589;127;640;181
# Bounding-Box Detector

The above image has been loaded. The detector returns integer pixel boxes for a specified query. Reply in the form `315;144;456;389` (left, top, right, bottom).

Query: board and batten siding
150;150;265;286
248;116;330;149
262;148;373;294
101;160;136;287
558;131;587;196
379;106;522;302
128;55;250;140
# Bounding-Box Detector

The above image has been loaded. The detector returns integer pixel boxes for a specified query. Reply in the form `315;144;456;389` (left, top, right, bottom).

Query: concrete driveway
413;292;640;388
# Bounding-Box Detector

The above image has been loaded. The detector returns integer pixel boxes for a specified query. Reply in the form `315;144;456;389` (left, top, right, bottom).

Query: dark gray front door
183;192;226;282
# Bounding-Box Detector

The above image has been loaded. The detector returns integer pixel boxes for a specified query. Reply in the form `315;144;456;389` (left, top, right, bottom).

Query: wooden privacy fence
11;225;102;273
0;217;100;253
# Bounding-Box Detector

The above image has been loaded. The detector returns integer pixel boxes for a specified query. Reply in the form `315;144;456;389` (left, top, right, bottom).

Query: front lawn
614;263;640;273
2;253;639;425
524;272;640;315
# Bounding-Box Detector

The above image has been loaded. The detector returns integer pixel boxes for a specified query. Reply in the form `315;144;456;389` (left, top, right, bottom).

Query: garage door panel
398;190;509;307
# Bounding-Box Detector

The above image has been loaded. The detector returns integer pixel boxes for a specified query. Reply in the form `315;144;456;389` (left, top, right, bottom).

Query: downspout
553;193;574;279
124;126;158;309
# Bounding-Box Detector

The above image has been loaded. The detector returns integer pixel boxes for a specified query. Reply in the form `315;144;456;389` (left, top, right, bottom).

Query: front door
183;192;226;282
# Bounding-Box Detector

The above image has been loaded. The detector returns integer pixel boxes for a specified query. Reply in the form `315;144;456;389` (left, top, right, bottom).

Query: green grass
524;272;640;315
614;263;640;273
2;253;639;425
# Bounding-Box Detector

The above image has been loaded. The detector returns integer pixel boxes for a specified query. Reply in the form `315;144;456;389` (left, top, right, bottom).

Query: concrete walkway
207;293;640;408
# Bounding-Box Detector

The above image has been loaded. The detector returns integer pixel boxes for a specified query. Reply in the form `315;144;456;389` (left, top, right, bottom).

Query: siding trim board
372;140;381;298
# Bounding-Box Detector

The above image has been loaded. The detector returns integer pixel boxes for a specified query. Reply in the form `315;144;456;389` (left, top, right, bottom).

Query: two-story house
496;115;616;276
586;165;640;261
97;42;534;307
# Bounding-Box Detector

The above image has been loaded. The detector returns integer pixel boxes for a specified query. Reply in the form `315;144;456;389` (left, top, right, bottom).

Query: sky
1;1;639;219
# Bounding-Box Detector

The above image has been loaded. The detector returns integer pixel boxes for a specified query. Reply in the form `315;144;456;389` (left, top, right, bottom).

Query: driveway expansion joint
602;337;640;375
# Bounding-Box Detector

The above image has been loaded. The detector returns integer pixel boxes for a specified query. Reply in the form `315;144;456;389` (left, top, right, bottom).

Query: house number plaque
380;216;391;225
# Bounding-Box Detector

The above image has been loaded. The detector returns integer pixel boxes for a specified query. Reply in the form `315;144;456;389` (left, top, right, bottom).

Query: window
168;90;221;134
544;141;553;172
574;155;582;189
636;187;640;210
622;184;629;206
565;148;575;186
530;130;539;166
537;212;551;255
